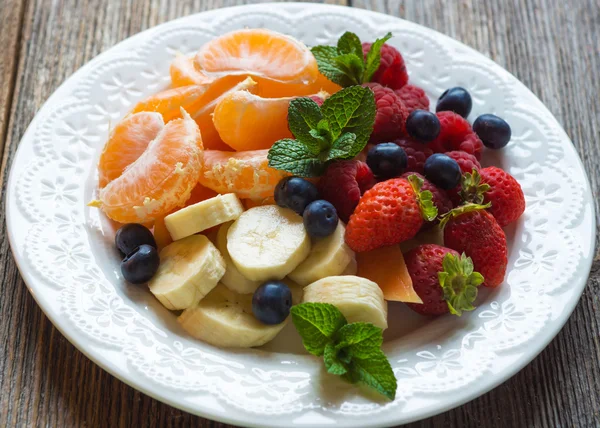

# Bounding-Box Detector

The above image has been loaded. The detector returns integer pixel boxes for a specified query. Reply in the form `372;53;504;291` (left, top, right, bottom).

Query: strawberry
405;244;484;316
345;175;438;252
400;172;452;221
441;204;508;288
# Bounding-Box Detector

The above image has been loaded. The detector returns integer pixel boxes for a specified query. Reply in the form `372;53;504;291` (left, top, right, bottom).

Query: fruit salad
90;29;525;400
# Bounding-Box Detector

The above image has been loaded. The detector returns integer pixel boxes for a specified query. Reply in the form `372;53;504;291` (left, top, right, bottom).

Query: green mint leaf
325;132;357;161
333;322;383;358
332;54;364;86
363;32;392;82
268;139;323;177
287;97;325;154
324;343;348;375
311;45;356;87
438;252;484;316
347;349;397;400
291;303;347;356
320;86;376;151
337;32;363;57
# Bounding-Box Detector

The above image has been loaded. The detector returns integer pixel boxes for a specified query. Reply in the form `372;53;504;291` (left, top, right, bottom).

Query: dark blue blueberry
252;281;292;325
436;87;472;118
423;153;461;190
366;142;408;179
274;176;320;215
406;109;441;142
120;244;160;284
115;223;156;256
473;114;512;149
303;200;339;238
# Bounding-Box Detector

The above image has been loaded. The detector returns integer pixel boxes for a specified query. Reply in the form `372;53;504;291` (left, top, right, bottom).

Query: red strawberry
479;167;525;227
393;138;433;174
400;172;452;221
319;160;376;222
345;175;438;252
363;82;409;142
429;111;484;160
405;244;484;316
441;204;508;287
362;42;408;89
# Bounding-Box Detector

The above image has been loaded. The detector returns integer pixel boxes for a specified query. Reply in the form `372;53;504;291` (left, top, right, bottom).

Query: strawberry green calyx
407;174;438;221
438;253;484;316
438;202;491;229
459;169;491;204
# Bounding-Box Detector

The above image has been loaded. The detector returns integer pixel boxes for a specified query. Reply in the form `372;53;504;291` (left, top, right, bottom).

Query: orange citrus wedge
130;85;211;123
90;110;203;224
198;149;288;200
170;54;211;87
98;112;164;188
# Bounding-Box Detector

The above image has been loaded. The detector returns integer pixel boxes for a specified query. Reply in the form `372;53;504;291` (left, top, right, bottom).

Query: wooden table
1;1;598;426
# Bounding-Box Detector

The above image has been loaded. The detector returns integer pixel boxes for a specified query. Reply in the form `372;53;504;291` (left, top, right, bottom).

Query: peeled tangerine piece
148;234;226;310
356;245;423;304
288;222;355;286
227;205;310;282
303;276;388;329
164;193;244;241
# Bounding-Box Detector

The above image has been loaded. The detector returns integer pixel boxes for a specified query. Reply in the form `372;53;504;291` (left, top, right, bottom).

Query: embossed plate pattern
6;4;595;427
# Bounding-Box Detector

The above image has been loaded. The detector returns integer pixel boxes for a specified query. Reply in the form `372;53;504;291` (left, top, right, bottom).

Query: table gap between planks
0;0;599;427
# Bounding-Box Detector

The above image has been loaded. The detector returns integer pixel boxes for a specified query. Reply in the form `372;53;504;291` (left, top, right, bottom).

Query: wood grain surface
1;1;599;427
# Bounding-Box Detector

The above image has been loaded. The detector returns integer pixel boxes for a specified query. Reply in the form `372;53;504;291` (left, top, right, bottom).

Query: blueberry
473;114;511;149
436;87;472;118
406;110;441;142
423;153;461;190
120;244;160;284
303;200;338;238
252;281;292;325
366;143;408;179
274;176;319;215
115;223;156;256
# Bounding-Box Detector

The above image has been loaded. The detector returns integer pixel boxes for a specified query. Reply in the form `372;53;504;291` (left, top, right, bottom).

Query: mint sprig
311;31;392;87
268;86;375;177
291;302;397;400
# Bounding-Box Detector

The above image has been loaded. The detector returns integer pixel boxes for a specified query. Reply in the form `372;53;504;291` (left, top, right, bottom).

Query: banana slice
303;276;388;329
148;234;225;310
178;283;293;348
227;205;310;281
216;222;262;294
341;255;357;275
288;222;354;286
165;193;244;241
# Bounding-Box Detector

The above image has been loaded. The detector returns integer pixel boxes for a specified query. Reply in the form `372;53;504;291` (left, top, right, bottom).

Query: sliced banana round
165;193;244;241
178;283;288;348
303;275;388;329
227;205;310;282
288;222;354;286
148;234;225;310
216;222;262;294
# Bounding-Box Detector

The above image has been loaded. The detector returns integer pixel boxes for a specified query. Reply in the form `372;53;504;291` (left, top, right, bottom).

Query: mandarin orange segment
130;85;210;122
198;149;288;200
170;54;212;87
98;112;164;188
153;215;173;251
356;245;423;303
255;72;342;98
91;110;204;224
195;29;319;85
242;197;276;209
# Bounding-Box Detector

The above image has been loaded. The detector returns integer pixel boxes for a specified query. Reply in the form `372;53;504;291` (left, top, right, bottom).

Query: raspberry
444;151;481;174
309;94;325;107
362;43;408;89
318;160;375;222
395;85;430;112
401;172;452;220
363;83;409;142
393;138;433;174
429;111;484;160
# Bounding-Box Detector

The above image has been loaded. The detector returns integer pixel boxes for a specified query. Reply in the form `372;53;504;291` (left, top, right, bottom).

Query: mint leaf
311;45;355;87
287;98;324;154
363;32;392;82
268;139;323;177
325;132;357;161
347;350;397;400
333;54;364;86
324;343;347;375
321;86;376;150
291;303;347;356
333;322;383;359
337;32;363;57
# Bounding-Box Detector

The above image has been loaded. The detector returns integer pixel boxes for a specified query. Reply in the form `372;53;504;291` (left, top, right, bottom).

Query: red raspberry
309;93;326;107
395;84;430;112
429;111;484;160
362;43;408;89
363;83;409;142
480;167;525;227
444;151;481;174
319;160;376;223
401;172;452;220
393;138;433;174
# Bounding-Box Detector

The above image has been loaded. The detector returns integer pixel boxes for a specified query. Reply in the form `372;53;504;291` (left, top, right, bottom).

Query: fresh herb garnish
291;302;397;400
267;86;376;177
311;32;392;87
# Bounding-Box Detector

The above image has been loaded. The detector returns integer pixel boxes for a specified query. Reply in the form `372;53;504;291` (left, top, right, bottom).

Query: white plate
6;3;595;427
